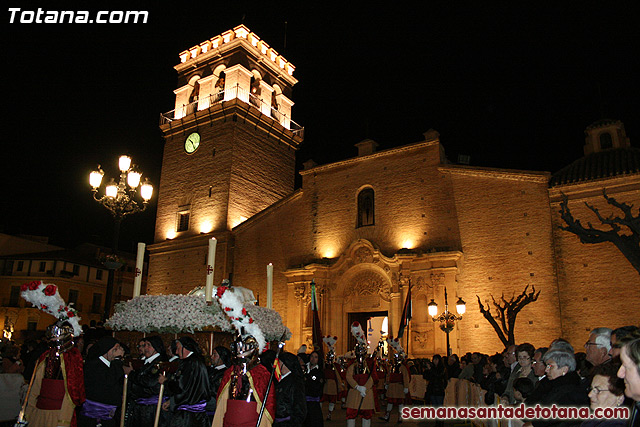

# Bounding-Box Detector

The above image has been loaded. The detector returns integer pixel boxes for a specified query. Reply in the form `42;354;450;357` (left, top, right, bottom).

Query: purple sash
80;398;117;420
306;396;321;402
275;416;291;423
135;395;169;405
176;400;207;412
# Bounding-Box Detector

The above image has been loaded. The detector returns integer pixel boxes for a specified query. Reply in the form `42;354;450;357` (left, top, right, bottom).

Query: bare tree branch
477;295;508;347
559;191;640;274
477;285;540;348
602;190;640;235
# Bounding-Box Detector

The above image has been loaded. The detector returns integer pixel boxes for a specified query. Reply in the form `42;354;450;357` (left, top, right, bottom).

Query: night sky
3;1;639;252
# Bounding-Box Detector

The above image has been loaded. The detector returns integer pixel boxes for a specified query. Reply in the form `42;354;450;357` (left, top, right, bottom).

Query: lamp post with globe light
89;155;153;320
428;288;466;357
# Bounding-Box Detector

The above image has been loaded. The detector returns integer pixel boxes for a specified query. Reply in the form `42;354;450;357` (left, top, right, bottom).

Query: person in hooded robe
159;336;211;427
127;335;169;426
205;345;232;419
262;350;307;427
78;336;131;427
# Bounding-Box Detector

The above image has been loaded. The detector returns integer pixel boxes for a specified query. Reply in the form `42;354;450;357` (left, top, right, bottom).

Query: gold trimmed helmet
45;321;74;352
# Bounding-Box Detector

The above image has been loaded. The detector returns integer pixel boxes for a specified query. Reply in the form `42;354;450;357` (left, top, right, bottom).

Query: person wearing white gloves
345;322;377;427
380;340;410;423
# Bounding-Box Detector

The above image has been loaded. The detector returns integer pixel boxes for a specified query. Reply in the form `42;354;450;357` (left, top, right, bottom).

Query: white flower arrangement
20;280;82;336
215;285;266;351
105;292;291;343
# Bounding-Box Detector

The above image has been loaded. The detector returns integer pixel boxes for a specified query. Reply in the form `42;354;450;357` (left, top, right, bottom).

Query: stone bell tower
148;25;303;294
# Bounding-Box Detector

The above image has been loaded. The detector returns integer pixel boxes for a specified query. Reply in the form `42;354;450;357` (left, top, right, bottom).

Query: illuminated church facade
147;25;640;356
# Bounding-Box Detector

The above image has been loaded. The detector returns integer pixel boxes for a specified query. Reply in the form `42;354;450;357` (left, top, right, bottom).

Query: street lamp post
428;288;466;357
89;155;153;320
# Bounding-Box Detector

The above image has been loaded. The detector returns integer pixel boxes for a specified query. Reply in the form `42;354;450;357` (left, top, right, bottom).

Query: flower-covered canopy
105;291;291;342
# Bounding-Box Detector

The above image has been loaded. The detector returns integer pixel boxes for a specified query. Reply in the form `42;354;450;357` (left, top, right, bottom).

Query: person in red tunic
24;321;85;427
212;283;276;427
19;282;85;427
345;322;378;427
213;333;276;427
321;336;342;420
379;338;410;423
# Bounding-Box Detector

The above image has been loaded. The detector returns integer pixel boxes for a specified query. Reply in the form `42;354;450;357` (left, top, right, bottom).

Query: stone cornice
175;25;297;87
159;98;302;150
232;189;303;233
299;140;439;176
548;174;640;203
439;165;551;183
148;230;232;255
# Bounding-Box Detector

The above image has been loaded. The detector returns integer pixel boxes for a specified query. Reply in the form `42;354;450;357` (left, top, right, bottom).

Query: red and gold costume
213;363;275;427
25;347;85;427
386;362;411;404
322;362;343;402
345;359;378;420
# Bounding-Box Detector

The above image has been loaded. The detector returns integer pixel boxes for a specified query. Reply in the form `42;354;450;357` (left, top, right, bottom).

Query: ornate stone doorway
284;239;463;356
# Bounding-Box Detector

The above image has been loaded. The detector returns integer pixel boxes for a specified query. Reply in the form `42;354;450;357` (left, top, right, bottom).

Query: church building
147;25;640;356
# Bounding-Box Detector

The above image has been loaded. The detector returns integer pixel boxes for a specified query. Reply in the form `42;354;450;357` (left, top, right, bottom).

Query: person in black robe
159;336;211;427
262;350;308;427
78;336;132;427
127;335;169;426
205;345;231;418
304;350;325;427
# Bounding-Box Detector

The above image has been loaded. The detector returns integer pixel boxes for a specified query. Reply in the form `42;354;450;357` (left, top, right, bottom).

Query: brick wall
447;168;563;353
149;123;639;355
154;118;295;242
300;142;462;259
550;175;640;347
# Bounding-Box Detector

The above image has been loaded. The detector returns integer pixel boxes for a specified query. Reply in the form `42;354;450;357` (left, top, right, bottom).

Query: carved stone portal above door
344;270;391;302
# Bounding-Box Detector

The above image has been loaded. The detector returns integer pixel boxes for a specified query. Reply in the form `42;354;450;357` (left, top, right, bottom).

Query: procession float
105;283;291;358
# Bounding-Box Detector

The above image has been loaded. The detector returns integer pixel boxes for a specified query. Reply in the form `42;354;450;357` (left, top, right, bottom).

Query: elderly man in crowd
532;347;548;380
610;326;640;359
504;345;518;373
585;328;613;367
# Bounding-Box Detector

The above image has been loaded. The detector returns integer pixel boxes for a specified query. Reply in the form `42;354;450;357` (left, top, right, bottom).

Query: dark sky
2;1;639;252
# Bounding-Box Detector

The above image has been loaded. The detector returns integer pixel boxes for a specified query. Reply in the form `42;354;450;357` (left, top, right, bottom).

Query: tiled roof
550;147;640;187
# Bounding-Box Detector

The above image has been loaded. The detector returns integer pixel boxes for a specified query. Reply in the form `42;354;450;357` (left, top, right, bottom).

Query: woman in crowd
446;354;461;379
304;350;324;427
503;343;538;404
580;362;626;427
425;354;447;406
529;350;589;427
481;353;508;404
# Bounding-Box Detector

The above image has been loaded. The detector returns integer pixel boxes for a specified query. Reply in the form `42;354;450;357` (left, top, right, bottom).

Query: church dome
550;147;640;187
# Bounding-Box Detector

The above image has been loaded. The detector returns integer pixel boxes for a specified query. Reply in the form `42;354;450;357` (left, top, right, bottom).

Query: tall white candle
133;242;145;297
205;238;217;302
267;263;273;309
